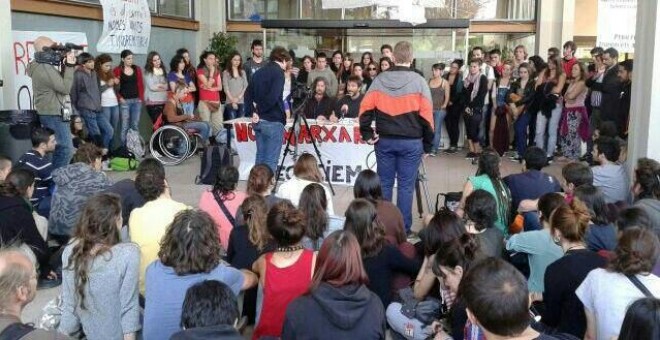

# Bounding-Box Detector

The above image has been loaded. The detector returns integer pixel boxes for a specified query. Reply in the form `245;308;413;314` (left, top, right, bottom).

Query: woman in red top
252;200;317;340
196;51;223;138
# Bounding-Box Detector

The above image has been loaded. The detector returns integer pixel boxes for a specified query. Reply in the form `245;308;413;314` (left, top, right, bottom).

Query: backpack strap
0;322;35;340
212;190;236;227
627;275;655;298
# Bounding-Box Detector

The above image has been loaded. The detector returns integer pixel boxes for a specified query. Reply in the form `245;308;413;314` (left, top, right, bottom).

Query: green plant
208;32;238;69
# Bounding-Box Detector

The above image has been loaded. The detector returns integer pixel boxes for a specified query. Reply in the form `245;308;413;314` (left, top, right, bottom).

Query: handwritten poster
97;0;151;54
597;0;637;53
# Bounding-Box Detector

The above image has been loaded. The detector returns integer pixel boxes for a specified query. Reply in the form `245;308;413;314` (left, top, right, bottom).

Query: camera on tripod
290;80;311;101
34;43;84;66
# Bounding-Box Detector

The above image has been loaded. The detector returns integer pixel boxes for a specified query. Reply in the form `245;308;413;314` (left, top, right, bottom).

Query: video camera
34;42;84;66
290;80;311;101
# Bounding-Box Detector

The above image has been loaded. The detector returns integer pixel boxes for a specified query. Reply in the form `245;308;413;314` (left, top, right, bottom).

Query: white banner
597;0;637;53
230;118;375;186
11;31;88;110
97;0;151;54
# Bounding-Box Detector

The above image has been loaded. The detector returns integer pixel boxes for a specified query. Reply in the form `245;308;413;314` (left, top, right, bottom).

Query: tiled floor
23;148;565;332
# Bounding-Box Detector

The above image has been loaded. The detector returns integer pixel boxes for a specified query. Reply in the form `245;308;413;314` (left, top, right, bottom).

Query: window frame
65;0;194;19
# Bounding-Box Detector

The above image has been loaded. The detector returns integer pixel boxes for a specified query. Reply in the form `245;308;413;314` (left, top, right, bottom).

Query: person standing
559;62;589;161
307;53;338;97
197;51;223;136
245;47;290;174
617;60;633;138
71;52;113;153
95;54;120;149
143;51;169;124
586;47;623;134
27;36;76;169
429;63;450;156
113;50;144;146
444;60;464;154
223;51;248;122
535;55;566;163
359;41;434;234
463;59;489;159
512;45;529;79
562;41;579;77
244;39;265;83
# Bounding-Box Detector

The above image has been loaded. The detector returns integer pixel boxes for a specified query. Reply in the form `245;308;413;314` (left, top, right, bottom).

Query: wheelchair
149;125;202;165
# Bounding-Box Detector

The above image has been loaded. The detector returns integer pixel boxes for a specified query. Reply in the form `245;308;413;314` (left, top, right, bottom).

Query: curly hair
68;193;122;309
609;227;660;276
635;158;660;200
344;198;385;258
465;189;497;231
298;183;329;249
240;195;270;250
158;209;223;275
476;150;512;227
72;143;102;165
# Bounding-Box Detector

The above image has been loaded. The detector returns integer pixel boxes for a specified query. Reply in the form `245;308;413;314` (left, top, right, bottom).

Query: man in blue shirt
16;127;57;218
504;147;561;230
245;46;290;174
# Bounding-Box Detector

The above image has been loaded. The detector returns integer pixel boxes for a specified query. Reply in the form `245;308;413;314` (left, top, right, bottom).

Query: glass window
468;33;535;59
457;0;535;20
158;0;192;18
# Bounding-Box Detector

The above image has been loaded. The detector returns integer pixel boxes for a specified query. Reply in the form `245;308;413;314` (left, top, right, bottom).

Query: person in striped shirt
16;127;56;218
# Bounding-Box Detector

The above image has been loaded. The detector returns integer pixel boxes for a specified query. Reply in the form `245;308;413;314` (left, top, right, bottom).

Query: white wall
0;0;13;110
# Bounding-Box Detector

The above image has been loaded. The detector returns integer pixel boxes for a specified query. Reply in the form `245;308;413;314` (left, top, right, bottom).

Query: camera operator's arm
48;51;76;96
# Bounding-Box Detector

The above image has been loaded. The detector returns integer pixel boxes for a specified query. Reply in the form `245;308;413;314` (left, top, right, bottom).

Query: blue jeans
254;120;285;174
80;109;114;149
386;303;433;340
375;138;423;232
102;105;120;148
224;103;245;145
182;121;211;141
38;115;74;169
535;104;562;157
431;109;446;152
120;98;142;145
514;112;531;157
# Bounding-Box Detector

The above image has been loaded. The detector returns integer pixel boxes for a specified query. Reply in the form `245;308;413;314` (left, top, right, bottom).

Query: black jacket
0;196;51;275
586;65;622;123
170;325;242;340
282;283;386;339
245;61;286;124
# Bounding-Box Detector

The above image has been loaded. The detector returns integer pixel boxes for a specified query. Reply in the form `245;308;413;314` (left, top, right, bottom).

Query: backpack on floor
109;146;140;171
126;129;146;159
195;145;233;185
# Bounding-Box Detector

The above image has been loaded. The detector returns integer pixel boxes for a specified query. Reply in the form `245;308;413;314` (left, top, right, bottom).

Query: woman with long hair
198;166;246;249
69;115;89;149
197;51;223;136
299;183;344;250
222;51;248;123
95;53;120;148
351;63;366;94
573;184;617;252
227;195;273;325
509;62;536;161
543;199;607;338
59;193;140;339
429;63;450;156
353;169;406;245
168;54;196;117
535;55;566;163
364;61;379;90
457;150;512;235
252;200;317;339
360;52;373;70
443;59;464;154
276;153;334;214
143;51;169;124
559;62;589;161
297;55;315;85
338;53;353;88
344;199;420;308
112;49;144;146
618;297;660;340
463;59;489;159
489;61;513;156
379;57;393;72
176;48;197;82
577;227;660;340
0;169;55;285
144;209;257;340
283;230;386;338
330;50;343;76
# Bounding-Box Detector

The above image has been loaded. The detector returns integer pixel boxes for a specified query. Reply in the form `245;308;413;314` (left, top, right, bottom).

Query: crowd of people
0;36;658;340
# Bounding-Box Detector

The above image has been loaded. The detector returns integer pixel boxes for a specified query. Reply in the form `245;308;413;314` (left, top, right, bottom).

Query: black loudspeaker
0;110;40;162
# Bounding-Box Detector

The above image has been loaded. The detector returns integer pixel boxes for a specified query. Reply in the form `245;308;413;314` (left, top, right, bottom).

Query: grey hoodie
636;198;660;236
71;67;102;112
27;61;76;115
49;163;113;236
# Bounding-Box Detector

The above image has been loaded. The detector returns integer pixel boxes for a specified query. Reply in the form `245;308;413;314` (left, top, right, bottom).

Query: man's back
247;62;285;124
592;163;628;203
504;170;561;210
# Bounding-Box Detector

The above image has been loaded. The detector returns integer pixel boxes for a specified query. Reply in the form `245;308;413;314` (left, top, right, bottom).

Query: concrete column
195;1;225;55
627;0;660;170
536;0;574;55
0;0;14;109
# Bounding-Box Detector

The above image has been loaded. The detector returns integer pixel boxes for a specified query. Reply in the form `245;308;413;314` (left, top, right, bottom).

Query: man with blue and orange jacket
358;41;434;234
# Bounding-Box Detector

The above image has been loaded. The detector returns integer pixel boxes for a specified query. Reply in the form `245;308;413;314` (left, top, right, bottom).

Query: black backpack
195;145;233;185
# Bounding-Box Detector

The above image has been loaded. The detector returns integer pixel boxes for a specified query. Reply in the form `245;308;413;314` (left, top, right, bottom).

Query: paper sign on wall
597;0;637;53
97;0;151;54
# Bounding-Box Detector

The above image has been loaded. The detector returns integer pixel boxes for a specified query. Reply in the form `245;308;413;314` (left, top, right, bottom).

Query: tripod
272;92;336;196
415;159;433;217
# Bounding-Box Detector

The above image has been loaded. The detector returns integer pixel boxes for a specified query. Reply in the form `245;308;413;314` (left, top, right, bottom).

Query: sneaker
428;152;437;157
444;146;458;154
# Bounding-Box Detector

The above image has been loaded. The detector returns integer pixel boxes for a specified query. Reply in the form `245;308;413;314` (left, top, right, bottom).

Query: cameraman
245;46;291;173
27;36;77;169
